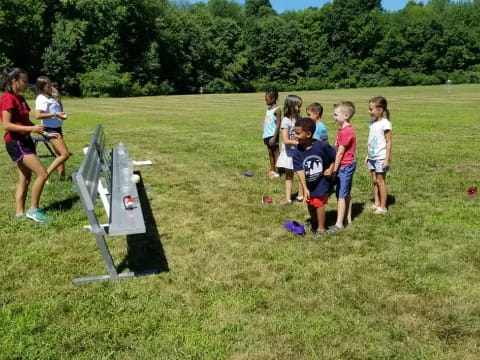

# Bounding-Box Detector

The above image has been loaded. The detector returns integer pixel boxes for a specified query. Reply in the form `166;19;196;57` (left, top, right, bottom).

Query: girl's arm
269;108;282;146
281;128;298;146
35;110;67;120
383;130;392;168
2;110;44;134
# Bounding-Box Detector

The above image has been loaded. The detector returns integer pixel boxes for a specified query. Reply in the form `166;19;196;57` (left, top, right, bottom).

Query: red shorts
306;195;328;208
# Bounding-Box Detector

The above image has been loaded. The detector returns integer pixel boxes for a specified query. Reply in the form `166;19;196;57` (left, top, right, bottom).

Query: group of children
262;89;392;237
0;68;70;224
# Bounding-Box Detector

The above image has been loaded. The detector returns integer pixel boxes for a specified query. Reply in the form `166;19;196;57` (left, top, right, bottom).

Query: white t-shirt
367;118;392;160
280;116;297;156
35;94;63;128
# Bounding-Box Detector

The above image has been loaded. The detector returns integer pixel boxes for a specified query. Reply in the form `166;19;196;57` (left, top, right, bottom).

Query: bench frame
72;125;153;284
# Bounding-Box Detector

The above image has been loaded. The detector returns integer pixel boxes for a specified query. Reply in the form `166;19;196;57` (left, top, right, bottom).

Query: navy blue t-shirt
293;140;336;197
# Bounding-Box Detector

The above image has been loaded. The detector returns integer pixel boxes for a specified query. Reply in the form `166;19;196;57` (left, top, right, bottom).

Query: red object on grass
467;187;478;196
262;195;272;204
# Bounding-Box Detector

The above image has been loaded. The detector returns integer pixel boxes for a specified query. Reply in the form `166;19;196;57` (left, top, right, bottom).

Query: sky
269;0;427;13
189;0;429;13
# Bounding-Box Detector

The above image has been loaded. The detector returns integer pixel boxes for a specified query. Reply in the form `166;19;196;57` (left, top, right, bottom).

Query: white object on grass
132;160;152;166
131;174;141;183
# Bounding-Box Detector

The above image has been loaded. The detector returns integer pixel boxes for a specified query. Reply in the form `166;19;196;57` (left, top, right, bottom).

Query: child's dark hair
307;102;323;118
295;117;316;136
265;87;279;102
284;94;302;118
369;96;390;121
1;67;28;93
36;75;51;95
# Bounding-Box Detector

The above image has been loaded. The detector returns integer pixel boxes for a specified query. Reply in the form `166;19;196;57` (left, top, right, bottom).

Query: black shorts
5;136;36;163
263;136;279;148
42;126;63;142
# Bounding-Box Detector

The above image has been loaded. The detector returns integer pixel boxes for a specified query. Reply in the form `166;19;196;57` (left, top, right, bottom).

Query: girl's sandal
280;199;292;206
268;171;280;179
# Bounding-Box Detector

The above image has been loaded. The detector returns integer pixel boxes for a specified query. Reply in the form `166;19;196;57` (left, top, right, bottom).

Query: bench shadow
117;172;169;275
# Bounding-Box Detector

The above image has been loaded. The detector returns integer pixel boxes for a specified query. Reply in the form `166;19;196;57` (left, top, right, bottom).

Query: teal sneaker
26;208;51;223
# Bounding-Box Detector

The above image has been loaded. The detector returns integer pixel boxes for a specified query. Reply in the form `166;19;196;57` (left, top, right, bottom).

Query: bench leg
44;142;56;157
72;232;135;284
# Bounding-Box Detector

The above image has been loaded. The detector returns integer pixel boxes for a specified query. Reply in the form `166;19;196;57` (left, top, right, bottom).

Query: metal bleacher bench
72;124;155;284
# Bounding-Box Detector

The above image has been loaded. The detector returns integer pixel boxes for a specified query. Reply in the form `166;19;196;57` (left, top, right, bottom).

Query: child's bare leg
376;173;388;209
335;198;346;228
308;205;318;228
315;206;326;232
284;169;293;201
371;171;380;207
48;138;70;178
20;155;48;210
273;147;279;173
15;163;31;216
346;195;352;224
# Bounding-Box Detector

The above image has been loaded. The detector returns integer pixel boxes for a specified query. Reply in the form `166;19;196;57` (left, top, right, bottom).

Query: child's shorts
42;126;63;142
5;136;36;163
263;136;278;149
336;161;356;199
306;195;328;208
367;158;389;173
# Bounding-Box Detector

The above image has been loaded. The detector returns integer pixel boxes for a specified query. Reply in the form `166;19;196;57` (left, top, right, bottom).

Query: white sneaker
374;207;387;215
370;204;380;210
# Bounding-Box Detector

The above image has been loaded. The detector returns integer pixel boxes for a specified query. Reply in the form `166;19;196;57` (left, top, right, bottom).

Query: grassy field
0;84;479;359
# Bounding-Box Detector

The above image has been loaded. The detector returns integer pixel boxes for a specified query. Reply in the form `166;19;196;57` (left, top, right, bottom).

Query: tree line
1;0;479;97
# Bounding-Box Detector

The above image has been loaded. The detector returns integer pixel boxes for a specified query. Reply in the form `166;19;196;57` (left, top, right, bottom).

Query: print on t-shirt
303;155;324;182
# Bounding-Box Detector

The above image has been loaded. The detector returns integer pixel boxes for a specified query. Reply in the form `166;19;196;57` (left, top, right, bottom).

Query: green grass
1;85;479;359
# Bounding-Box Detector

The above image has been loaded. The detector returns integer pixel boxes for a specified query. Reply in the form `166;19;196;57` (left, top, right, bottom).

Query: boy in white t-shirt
366;96;392;214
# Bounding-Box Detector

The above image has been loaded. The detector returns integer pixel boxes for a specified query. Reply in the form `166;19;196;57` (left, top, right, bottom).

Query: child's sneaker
373;207;387;215
26;208;51;223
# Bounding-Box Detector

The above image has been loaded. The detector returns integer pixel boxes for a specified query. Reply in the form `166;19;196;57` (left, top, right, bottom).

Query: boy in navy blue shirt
293;117;336;237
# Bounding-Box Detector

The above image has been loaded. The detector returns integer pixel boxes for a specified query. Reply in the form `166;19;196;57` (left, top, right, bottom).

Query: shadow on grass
117;172;169;275
369;194;396;208
323;202;364;226
43;195;79;212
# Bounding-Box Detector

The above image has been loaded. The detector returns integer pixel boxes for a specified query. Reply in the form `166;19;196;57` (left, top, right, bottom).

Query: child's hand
324;168;333;177
364;155;369;164
32;125;45;134
57;112;68;120
304;189;311;201
43;132;61;139
383;159;390;168
268;137;276;146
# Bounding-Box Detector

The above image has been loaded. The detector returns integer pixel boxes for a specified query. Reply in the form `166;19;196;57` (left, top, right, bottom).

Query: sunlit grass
0;84;479;359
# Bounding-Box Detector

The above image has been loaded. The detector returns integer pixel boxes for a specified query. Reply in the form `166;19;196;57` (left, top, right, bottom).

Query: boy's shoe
26;208;51;223
312;230;327;238
373;207;387;215
284;221;305;235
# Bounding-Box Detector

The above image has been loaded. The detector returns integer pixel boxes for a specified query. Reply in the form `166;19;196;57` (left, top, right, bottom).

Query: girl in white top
365;96;392;214
35;76;70;180
276;94;303;205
